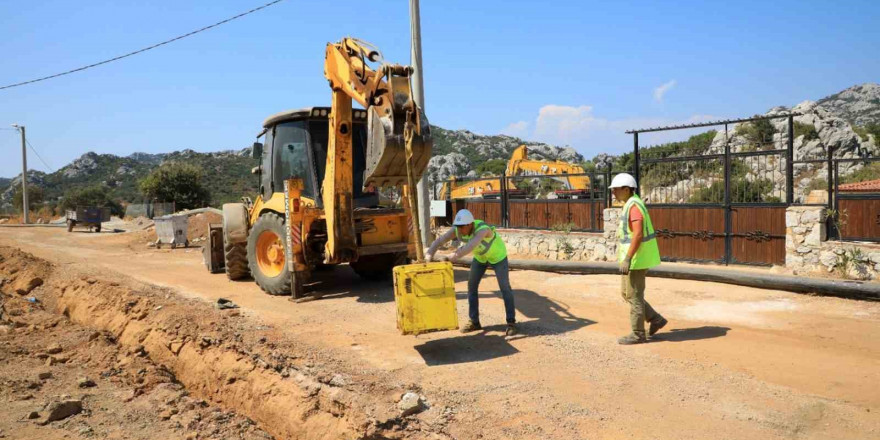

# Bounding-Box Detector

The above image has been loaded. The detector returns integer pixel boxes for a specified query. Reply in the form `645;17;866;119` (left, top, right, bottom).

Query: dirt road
2;226;879;439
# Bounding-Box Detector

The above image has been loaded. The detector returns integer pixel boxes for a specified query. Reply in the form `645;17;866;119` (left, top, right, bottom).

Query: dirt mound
0;248;51;296
0;281;273;439
187;212;222;241
0;246;446;440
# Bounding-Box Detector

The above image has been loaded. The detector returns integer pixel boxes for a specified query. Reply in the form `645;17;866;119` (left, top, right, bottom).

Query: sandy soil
1;226;879;439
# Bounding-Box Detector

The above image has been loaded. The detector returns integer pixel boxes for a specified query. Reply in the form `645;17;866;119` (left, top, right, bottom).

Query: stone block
796;246;812;254
786;254;804;267
819;251;838;268
792;226;806;235
869;252;880;264
800;208;822;224
804;226;822;247
785;210;801;228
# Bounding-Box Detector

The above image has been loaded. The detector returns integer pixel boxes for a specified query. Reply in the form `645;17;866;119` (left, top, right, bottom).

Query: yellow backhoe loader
205;38;431;299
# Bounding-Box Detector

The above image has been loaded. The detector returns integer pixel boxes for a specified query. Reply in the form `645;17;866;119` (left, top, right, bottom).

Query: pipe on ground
455;257;879;301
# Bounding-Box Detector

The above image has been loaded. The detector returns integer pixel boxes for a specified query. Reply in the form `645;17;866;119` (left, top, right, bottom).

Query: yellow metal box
393;261;459;335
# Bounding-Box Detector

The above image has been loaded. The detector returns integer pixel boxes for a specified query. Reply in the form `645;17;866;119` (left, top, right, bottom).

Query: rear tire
95;224;101;233
247;212;291;295
67;220;74;232
350;252;407;281
224;238;249;280
222;203;250;280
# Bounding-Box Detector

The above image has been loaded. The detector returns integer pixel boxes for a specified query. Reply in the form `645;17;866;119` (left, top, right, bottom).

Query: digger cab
256;107;378;208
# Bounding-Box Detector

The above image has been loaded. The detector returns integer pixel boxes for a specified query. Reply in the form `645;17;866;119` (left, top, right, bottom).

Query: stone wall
437;208;620;262
785;206;880;280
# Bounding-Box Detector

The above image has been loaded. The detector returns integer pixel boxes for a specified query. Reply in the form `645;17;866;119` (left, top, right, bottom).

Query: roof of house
839;178;880;192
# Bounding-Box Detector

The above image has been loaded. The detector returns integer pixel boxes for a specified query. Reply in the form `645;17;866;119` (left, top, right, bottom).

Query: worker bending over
426;209;517;336
611;173;668;345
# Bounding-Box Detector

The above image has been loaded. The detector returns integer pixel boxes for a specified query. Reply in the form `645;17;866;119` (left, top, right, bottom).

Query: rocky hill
427;126;584;188
0;127;579;210
0;149;254;210
816;83;880;127
2;83;875;210
640;83;880;204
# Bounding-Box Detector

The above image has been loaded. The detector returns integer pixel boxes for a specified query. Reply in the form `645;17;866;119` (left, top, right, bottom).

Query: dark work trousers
468;257;516;325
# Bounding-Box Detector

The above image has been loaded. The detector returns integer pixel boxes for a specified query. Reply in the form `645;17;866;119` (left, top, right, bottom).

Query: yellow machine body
393;262;458;335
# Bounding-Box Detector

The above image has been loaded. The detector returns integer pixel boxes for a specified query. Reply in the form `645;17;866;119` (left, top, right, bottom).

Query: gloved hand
425;253;434;263
619;257;632;275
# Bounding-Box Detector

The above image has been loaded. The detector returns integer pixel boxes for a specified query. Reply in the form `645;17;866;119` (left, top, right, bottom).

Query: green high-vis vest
455;220;507;264
618;194;661;270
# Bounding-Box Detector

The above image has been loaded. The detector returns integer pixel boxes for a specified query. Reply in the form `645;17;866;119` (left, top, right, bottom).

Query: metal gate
630;114;799;266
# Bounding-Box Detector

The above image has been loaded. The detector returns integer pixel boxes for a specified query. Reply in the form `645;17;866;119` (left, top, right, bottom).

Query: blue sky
1;0;878;178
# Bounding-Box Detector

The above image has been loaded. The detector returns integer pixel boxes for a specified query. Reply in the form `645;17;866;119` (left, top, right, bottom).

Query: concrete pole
18;125;29;224
410;0;433;245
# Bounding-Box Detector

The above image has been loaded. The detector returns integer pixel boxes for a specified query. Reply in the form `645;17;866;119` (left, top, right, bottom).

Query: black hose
455;257;879;301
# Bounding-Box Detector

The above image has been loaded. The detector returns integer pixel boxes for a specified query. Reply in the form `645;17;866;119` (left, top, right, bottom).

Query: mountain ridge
1;83;877;210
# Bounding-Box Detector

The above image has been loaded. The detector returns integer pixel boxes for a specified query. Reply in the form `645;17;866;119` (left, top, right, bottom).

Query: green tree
736;118;776;145
61;186;123;215
476;159;507;176
13;186;44;213
139;163;211;210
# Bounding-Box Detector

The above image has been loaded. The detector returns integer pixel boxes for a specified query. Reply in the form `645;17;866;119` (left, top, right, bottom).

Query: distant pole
410;0;432;244
14;125;28;224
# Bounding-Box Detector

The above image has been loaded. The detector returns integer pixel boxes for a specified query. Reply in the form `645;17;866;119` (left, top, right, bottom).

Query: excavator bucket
364;76;433;188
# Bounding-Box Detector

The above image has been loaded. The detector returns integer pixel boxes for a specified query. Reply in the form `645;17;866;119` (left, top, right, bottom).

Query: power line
25;139;54;173
0;0;287;91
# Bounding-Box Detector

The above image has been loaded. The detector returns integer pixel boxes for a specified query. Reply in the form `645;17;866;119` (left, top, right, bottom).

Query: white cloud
502;120;530;137
653;80;677;103
501;104;720;158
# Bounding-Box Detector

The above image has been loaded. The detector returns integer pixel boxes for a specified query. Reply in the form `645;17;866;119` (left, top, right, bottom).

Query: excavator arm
507;145;590;191
321;37;432;264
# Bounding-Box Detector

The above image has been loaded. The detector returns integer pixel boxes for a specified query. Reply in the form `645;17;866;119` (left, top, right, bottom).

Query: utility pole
410;0;432;245
12;124;28;224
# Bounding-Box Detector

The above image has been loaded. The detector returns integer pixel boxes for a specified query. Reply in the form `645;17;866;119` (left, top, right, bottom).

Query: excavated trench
0;246;447;440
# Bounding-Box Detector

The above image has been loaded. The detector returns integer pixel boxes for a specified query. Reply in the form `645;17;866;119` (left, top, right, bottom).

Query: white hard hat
609;173;638;189
453;209;475;226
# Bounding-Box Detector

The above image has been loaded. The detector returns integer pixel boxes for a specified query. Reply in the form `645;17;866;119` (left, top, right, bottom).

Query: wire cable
25;139;55;172
0;0;286;91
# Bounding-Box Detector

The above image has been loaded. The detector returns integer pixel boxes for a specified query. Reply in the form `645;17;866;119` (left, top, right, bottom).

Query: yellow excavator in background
207;38;431;299
439;145;592;200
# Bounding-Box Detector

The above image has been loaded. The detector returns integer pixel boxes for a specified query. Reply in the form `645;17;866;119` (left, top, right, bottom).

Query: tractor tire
222;203;250;280
95;224;101;233
350;252;408;281
67;220;74;232
247;212;291;296
224;240;249;280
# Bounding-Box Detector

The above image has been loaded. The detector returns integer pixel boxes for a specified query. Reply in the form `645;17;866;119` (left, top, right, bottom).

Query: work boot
505;324;518;336
617;334;646;345
649;316;668;336
460;321;482;333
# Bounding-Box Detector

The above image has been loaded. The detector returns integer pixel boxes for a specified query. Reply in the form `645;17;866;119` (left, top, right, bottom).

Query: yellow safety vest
456;220;507;264
618;194;661;270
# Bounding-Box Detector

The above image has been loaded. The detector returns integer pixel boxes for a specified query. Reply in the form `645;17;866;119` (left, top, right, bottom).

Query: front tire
247;213;291;295
350;252;407;281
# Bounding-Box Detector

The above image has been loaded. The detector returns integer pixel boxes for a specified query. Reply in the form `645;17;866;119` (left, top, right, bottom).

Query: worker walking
426;209;517;336
610;173;668;345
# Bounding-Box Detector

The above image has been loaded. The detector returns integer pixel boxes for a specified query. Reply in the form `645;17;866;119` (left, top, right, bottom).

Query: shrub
793;121;819;141
736;118;776;146
61;186;124;216
139;163;211;210
12;186;44;213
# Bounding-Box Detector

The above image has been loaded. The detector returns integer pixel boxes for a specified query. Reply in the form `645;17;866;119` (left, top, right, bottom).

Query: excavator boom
322;37;432;263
